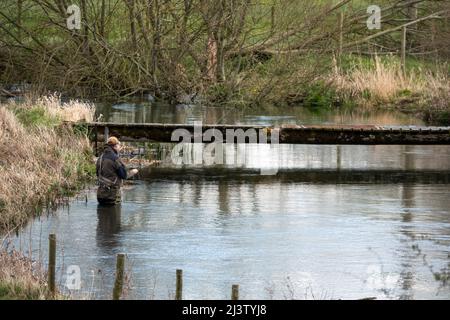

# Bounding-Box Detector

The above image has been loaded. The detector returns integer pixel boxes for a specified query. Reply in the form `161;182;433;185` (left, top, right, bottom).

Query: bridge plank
78;122;450;145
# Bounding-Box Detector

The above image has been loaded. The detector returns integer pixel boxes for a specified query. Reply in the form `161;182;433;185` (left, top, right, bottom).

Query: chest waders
97;154;122;205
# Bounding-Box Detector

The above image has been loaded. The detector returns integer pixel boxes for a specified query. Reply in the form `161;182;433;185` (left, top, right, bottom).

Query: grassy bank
329;56;450;124
0;95;96;231
0;249;48;300
234;54;450;125
0;95;96;299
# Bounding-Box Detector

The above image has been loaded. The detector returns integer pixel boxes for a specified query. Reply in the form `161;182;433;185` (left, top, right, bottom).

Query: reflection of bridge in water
137;167;450;184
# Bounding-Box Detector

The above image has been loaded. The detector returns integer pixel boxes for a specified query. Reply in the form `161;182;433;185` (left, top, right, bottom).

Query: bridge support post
104;126;109;143
94;125;98;156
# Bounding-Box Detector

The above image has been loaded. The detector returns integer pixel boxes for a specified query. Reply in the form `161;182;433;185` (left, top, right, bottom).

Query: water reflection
95;101;425;126
9;178;450;300
60;101;450;299
147;144;450;173
7;101;450;300
96;204;122;252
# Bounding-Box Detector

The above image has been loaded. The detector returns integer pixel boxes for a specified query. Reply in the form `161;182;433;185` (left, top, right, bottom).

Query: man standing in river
96;137;138;205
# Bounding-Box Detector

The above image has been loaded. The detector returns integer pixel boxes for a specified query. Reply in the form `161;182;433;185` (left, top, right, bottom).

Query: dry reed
0;95;95;232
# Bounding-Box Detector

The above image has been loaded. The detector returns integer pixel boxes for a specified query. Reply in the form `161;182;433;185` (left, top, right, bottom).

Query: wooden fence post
112;254;125;300
48;234;56;297
231;284;239;300
175;269;183;300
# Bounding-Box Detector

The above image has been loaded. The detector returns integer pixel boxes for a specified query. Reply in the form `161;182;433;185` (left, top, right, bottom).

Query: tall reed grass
330;56;450;109
0;248;47;299
0;95;95;232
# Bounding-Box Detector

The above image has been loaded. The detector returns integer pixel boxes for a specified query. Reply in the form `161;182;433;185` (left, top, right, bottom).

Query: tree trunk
17;0;23;41
80;0;90;55
127;0;138;50
100;0;106;39
151;0;161;93
206;33;218;82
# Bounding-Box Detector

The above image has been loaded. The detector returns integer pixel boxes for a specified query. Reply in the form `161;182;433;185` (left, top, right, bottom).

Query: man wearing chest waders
96;137;138;205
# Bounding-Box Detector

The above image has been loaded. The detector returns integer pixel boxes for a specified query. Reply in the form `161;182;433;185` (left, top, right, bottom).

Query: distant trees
0;0;448;101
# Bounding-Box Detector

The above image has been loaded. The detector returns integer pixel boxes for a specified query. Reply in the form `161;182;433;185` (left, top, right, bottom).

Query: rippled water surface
12;102;450;299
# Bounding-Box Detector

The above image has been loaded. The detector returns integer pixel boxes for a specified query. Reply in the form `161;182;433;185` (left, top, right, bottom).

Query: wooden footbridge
78;122;450;145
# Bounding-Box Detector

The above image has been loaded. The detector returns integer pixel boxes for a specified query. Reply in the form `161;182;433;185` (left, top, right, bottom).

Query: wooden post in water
175;269;183;300
48;234;56;297
231;284;239;300
112;254;125;300
401;26;407;77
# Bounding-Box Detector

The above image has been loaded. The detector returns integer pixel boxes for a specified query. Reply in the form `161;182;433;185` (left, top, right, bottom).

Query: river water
10;102;450;299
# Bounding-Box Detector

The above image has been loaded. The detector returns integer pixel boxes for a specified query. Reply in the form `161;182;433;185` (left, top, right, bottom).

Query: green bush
303;83;337;109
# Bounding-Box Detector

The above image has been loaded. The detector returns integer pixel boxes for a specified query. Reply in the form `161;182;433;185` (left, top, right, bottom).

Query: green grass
13;106;60;128
0;282;43;300
340;54;449;75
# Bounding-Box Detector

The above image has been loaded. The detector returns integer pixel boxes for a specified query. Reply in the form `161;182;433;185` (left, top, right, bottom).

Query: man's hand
128;168;139;178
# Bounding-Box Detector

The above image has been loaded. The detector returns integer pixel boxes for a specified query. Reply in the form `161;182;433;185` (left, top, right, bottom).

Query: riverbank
235;54;450;125
0;95;96;231
3;55;448;125
0;95;96;299
1;1;448;124
329;56;450;125
0;248;47;300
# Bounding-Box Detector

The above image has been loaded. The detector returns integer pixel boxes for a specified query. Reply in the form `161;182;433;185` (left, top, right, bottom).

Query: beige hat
107;136;120;146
